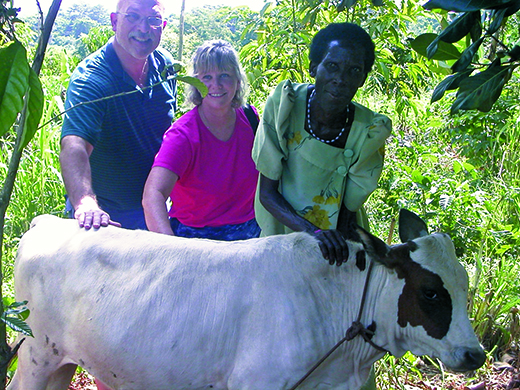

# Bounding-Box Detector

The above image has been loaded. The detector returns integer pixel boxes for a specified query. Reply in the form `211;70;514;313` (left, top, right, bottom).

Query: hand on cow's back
74;199;122;230
313;228;350;266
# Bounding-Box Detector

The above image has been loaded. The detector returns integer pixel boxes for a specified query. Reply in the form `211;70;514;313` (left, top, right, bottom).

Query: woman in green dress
253;22;392;267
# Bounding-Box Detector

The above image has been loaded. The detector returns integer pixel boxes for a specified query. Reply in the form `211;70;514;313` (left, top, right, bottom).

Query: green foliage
0;0;22;44
365;87;520;364
76;25;114;59
239;0;444;116
0;41;29;138
1;300;31;337
0;41;44;151
19;2;111;58
161;5;259;62
411;32;461;60
470;255;520;349
412;0;520;113
19;66;44;151
50;2;110;49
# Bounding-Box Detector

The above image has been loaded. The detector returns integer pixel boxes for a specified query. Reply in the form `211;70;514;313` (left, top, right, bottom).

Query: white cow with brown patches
8;210;485;390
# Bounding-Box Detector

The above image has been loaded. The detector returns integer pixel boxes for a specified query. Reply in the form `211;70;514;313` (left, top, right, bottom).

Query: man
60;0;176;231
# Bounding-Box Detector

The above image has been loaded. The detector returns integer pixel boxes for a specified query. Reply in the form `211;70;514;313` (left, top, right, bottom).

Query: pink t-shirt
153;106;259;227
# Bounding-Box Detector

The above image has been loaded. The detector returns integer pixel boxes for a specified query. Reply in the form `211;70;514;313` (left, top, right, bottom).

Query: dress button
343;149;354;158
336;166;347;175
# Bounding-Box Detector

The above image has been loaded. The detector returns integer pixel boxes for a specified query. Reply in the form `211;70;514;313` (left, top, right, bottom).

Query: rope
288;261;388;389
288;334;349;390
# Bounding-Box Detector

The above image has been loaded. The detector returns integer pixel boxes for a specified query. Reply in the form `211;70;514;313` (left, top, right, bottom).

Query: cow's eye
423;289;438;301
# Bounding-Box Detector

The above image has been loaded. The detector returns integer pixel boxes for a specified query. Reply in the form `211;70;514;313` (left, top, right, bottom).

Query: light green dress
252;80;392;234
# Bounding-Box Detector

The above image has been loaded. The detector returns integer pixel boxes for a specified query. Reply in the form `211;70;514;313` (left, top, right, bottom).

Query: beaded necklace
306;89;349;144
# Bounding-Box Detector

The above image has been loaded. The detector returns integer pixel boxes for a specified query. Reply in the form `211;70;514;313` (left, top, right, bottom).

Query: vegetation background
1;0;519;388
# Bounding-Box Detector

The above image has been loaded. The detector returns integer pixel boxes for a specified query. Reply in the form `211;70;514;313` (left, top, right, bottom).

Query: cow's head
357;209;486;372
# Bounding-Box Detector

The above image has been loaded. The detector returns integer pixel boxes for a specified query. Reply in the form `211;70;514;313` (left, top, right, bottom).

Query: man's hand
74;197;121;230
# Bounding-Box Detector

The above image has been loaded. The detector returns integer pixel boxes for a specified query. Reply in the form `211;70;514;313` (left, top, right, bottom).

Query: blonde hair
187;40;249;108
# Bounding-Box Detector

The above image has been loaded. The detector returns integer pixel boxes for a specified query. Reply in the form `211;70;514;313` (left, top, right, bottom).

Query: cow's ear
356;226;390;261
398;209;429;243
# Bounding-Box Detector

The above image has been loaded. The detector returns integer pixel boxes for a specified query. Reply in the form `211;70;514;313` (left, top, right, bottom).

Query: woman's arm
259;174;350;266
143;166;179;235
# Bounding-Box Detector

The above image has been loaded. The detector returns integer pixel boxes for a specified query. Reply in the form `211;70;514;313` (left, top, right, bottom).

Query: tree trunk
178;0;186;61
0;0;61;387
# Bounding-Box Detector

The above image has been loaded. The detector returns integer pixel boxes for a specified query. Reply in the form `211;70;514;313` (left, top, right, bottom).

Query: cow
8;209;485;390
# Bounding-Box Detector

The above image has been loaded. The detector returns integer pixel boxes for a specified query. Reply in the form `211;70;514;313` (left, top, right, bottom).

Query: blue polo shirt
61;39;176;229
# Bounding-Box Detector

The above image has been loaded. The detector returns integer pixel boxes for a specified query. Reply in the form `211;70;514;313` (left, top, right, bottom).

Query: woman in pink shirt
143;40;260;240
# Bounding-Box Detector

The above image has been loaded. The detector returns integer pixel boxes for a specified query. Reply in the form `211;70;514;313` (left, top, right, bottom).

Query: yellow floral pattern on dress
287;130;303;146
312;195;325;204
302;205;332;229
378;145;385;159
325;195;340;205
301;178;341;229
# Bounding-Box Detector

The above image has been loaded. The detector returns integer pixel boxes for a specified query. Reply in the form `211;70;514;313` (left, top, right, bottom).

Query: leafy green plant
411;0;520;113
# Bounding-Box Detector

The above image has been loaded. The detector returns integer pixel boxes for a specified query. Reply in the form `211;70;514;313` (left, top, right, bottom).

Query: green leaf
4;300;30;320
176;75;208;98
463;161;476;171
437;11;480;43
488;8;507;35
504;0;520;15
161;61;185;79
4;300;29;310
411;33;461;60
509;45;520;61
423;0;513;11
469;17;483;41
1;316;33;337
0;41;30;138
19;68;44;151
453;160;463;173
372;0;384;5
411;170;431;188
451;36;484;72
2;300;33;336
451;65;513;113
431;69;473;102
439;194;453;209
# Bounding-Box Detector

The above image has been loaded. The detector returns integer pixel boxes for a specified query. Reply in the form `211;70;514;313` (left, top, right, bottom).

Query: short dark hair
309;23;375;73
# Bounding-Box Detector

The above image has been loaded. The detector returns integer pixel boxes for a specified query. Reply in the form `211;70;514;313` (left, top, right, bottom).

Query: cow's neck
345;261;393;356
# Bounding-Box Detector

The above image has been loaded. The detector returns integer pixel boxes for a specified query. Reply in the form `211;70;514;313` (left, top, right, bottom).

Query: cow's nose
452;346;486;371
464;347;486;370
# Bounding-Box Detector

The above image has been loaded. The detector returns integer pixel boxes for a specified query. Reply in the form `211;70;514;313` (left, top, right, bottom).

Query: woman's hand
313;228;349;266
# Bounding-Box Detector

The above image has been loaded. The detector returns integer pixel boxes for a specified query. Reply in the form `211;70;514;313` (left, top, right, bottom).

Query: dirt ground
67;352;519;390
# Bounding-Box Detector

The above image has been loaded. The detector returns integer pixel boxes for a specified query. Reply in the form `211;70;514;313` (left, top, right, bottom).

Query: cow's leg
7;336;76;390
46;363;77;390
7;363;76;390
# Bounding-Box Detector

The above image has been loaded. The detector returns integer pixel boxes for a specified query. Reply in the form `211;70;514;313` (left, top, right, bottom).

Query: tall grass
362;87;520;385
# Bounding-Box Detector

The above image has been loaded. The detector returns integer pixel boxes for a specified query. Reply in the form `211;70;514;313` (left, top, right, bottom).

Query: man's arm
60;135;119;229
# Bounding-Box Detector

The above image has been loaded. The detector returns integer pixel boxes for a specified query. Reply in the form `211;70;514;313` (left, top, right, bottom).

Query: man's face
110;0;166;60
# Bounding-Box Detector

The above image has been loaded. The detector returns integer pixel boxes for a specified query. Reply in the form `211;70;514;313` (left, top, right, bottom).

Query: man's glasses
117;12;164;28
